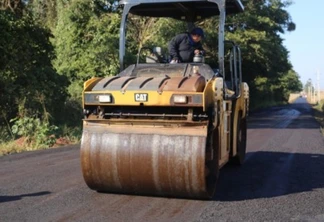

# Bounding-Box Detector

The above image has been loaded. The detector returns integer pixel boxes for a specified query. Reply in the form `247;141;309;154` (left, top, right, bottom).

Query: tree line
0;0;303;145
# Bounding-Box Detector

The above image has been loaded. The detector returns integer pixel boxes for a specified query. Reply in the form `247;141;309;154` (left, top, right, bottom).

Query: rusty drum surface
80;121;216;199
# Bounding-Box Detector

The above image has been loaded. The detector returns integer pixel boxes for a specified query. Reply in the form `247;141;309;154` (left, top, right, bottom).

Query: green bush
10;116;58;148
56;124;82;144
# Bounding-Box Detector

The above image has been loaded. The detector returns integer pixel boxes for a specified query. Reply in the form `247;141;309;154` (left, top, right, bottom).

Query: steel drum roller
81;122;217;198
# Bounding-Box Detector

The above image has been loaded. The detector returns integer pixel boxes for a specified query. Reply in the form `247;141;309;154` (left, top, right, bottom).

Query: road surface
1;97;324;221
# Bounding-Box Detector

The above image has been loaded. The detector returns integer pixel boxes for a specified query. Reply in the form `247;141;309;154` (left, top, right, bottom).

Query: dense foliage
53;0;121;99
0;0;303;149
0;9;68;143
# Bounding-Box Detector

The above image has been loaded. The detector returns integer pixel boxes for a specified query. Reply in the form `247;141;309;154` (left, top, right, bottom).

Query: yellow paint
84;90;204;107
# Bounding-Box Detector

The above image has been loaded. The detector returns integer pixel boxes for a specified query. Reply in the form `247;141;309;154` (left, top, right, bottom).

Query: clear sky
283;0;324;90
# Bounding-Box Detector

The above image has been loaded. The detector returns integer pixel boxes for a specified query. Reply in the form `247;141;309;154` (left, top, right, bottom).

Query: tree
27;0;58;29
122;0;302;108
53;0;120;100
304;79;314;95
0;10;68;127
21;0;302;112
0;0;25;15
223;0;299;107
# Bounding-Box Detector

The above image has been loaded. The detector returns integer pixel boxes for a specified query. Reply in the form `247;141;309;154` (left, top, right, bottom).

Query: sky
282;0;324;90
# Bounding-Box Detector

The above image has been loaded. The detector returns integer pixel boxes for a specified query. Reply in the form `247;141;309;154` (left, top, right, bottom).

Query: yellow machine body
80;0;249;199
81;64;249;199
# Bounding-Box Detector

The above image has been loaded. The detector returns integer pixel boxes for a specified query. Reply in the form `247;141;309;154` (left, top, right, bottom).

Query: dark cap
191;27;205;38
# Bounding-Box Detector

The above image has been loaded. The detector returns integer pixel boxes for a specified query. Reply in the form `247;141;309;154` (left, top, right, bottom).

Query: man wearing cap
168;27;205;63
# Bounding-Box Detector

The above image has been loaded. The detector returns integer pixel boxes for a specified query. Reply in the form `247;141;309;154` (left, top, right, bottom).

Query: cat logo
134;93;148;102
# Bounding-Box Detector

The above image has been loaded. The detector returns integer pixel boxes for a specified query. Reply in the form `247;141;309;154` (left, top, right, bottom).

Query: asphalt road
1;97;324;222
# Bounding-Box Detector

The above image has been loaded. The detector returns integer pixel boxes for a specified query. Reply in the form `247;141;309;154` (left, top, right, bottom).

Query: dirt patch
53;137;71;147
15;137;27;147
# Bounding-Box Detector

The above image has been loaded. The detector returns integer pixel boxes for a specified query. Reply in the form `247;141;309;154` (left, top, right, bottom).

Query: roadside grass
313;100;324;136
0;141;27;156
0;125;82;156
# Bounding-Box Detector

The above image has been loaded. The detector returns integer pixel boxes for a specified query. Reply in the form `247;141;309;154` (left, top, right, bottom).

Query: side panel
211;78;231;168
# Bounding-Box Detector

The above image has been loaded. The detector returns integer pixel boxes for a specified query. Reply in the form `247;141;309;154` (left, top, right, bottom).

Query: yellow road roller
81;0;249;199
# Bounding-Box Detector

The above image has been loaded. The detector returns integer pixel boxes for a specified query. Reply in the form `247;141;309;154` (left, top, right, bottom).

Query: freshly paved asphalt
1;97;323;222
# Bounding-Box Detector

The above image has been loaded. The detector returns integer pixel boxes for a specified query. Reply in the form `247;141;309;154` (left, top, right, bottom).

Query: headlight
98;95;112;103
173;95;188;104
83;93;113;104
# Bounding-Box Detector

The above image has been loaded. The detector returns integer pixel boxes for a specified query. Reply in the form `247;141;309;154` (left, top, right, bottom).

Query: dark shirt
168;33;204;63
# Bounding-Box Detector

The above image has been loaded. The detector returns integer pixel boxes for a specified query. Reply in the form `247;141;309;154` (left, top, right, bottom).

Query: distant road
1;97;324;222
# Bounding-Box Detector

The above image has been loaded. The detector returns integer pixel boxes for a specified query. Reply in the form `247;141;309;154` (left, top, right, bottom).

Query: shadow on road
0;191;51;203
214;151;324;201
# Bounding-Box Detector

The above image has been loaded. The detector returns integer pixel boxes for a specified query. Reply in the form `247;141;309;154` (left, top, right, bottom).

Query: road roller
81;0;249;199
